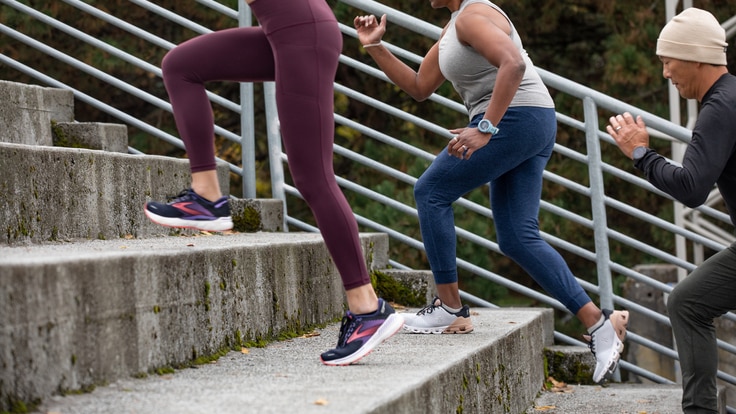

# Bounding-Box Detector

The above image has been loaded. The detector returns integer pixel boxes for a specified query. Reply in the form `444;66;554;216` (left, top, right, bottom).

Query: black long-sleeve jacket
635;73;736;227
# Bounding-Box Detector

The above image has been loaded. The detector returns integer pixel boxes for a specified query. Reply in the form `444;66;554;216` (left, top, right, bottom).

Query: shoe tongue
432;297;443;307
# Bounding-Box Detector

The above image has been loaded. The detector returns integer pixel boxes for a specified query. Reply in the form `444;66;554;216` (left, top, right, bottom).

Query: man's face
659;56;701;100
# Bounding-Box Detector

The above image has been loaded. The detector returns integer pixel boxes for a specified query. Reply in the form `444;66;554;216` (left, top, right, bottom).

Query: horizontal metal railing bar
194;0;239;19
128;0;214;35
334;114;436;161
332;145;418;185
60;0;176;50
337;53;468;114
334;83;458;138
338;22;424;66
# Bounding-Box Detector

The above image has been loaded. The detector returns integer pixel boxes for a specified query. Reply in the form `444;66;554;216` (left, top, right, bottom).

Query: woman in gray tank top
354;0;628;383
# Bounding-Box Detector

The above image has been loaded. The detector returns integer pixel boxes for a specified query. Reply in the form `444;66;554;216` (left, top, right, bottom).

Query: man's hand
607;112;650;159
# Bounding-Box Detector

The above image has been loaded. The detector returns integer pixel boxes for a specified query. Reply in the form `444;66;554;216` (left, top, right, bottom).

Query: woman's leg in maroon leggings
161;27;274;200
268;22;373;295
161;21;373;305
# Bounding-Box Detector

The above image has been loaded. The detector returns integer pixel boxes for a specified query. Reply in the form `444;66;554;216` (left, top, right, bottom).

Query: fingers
606;112;642;136
448;136;472;160
354;14;379;28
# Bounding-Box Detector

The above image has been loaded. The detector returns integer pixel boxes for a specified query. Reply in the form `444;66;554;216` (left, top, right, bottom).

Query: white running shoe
587;309;629;383
403;297;474;334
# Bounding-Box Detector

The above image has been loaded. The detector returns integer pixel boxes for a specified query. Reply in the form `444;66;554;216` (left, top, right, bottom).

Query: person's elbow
509;58;526;78
679;190;709;208
406;83;435;102
411;92;432;102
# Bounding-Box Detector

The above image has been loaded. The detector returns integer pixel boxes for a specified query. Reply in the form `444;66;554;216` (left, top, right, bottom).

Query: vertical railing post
264;82;288;231
238;4;256;198
583;97;614;311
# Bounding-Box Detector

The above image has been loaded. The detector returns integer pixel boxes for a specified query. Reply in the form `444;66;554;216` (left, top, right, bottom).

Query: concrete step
0;232;388;411
34;308;553;414
0;141;235;244
0;80;74;146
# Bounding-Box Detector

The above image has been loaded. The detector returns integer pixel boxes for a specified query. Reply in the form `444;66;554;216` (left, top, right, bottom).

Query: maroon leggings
161;0;370;290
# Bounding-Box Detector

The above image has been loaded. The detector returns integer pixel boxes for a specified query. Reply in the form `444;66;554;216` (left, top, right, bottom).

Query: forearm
363;43;442;101
482;61;524;124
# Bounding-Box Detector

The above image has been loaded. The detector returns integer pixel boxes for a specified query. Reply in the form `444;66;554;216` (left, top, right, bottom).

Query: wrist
632;146;648;161
477;119;499;135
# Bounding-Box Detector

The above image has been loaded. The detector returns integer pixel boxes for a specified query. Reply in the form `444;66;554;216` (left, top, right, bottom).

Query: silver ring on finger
615;126;622;132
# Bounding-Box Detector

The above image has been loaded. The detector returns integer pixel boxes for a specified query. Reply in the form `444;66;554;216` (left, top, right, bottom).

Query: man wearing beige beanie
607;7;733;414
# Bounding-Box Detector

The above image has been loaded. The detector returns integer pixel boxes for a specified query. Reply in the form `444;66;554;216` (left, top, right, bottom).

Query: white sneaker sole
403;318;474;334
144;209;233;232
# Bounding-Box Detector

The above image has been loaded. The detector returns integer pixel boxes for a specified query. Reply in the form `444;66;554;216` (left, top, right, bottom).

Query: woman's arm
354;14;445;101
455;4;525;127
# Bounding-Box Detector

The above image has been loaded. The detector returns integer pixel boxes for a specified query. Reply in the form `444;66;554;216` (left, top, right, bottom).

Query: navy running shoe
320;298;404;366
144;188;233;232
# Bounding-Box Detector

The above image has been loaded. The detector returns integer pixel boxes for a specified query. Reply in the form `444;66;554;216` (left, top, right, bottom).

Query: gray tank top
438;0;554;120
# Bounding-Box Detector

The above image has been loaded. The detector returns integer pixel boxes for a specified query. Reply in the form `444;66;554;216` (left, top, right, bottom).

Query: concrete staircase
0;80;711;413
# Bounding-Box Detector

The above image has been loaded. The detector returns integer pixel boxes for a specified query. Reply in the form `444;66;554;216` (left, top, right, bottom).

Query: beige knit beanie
656;7;727;65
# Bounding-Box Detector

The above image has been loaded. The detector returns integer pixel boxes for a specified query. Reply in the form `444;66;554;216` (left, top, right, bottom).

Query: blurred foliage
3;0;736;318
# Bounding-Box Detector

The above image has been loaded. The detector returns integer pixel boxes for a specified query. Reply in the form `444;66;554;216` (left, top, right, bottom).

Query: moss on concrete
371;269;427;307
50;121;91;150
232;205;261;233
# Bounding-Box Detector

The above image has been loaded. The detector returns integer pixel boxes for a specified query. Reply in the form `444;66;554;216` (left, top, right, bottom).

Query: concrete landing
527;383;684;414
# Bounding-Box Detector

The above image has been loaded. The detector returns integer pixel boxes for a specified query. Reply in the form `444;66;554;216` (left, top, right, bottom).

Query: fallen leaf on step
546;377;574;393
123;234;134;239
241;347;249;354
533;406;556;411
299;331;321;338
314;398;329;406
187;243;195;247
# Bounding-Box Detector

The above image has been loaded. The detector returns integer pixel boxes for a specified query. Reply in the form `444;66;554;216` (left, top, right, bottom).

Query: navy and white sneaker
320;298;404;366
144;188;233;232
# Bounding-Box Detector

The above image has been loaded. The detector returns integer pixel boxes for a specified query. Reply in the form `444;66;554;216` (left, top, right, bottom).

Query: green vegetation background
2;0;736;316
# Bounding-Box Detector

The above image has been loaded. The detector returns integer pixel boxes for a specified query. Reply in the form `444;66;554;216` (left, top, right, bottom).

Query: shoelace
588;338;596;355
167;189;193;203
416;302;440;316
336;313;359;347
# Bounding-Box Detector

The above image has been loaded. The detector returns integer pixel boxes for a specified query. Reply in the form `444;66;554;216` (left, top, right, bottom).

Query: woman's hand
447;127;492;160
353;14;387;46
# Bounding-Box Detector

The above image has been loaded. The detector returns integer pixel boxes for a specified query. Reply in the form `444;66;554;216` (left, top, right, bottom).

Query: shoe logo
173;201;203;216
346;323;379;344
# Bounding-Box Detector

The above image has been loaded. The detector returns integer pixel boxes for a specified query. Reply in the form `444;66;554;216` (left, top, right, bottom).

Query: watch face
633;147;647;160
478;119;492;133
